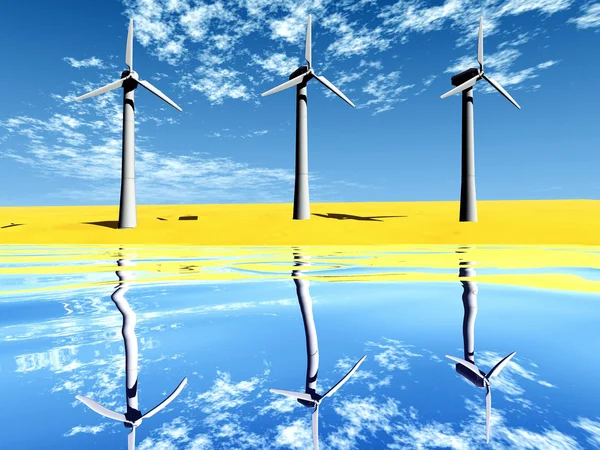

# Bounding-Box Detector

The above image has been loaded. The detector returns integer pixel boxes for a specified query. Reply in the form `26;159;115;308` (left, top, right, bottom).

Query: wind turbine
271;252;366;449
445;248;516;443
75;256;187;450
74;19;182;229
441;17;520;222
261;15;355;220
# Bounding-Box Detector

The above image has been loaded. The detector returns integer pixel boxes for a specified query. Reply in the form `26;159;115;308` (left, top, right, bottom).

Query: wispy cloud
570;417;600;448
568;3;600;29
63;56;106;69
255;52;300;78
323;13;391;59
64;423;109;436
187;67;251;104
361;71;414;114
366;337;422;370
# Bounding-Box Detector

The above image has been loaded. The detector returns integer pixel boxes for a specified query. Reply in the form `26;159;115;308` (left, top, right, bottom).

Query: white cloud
190;370;264;412
360;71;414;114
180;3;237;42
274;418;313;449
379;0;574;48
64;57;106;69
258;392;302;415
256;52;300;78
64;423;109;436
570;417;600;448
323;13;390;58
330;396;402;447
366;338;422;370
270;15;308;44
569;3;600;29
189;67;251;104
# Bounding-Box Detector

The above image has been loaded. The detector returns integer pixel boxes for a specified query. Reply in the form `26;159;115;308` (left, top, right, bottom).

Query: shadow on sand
313;213;406;222
1;223;24;229
83;221;120;229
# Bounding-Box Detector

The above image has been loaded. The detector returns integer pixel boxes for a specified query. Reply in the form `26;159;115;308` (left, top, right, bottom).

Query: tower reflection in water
271;251;366;450
445;247;516;443
75;255;187;450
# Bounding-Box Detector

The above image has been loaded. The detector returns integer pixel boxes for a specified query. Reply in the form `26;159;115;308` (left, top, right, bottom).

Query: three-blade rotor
75;19;182;112
445;352;516;443
76;377;187;450
271;355;366;450
440;17;520;110
261;14;355;108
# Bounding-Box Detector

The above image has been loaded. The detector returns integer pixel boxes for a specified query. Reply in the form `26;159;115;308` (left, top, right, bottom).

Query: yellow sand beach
0;200;598;246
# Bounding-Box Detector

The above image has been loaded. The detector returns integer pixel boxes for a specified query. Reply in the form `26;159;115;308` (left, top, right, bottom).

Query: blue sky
0;0;599;206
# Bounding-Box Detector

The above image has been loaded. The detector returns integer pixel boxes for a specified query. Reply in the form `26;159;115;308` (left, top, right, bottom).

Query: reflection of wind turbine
75;257;187;450
440;17;520;223
445;249;515;443
74;19;182;229
271;252;366;450
261;15;355;221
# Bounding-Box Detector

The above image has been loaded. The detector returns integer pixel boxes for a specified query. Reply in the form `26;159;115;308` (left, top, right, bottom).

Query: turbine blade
261;72;306;97
306;14;312;69
312;404;319;450
313;74;355;108
440;75;479;99
128;427;136;450
271;388;314;402
142;377;188;419
323;355;366;398
478;17;484;71
486;351;516;379
482;75;520;109
76;78;124;101
445;355;481;378
126;19;133;70
137;79;182;112
485;384;491;443
75;395;126;422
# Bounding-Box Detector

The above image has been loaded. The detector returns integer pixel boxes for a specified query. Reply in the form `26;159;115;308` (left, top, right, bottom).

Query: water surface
1;245;599;449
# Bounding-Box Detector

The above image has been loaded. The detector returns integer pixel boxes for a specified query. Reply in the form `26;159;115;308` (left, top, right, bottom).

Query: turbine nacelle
451;68;482;87
289;65;312;81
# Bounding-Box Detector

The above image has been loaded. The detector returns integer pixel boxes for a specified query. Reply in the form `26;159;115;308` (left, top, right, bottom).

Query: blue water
1;246;599;449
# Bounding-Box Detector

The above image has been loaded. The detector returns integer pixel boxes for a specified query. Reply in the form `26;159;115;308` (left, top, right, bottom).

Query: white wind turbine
271;252;366;449
75;19;182;229
76;258;187;450
445;248;516;443
262;15;355;220
441;17;520;222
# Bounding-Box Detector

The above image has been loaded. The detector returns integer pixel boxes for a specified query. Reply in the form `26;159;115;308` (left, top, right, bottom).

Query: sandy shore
1;200;598;246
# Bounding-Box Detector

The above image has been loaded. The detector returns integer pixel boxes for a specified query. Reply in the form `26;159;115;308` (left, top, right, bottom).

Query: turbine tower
75;256;187;450
445;247;516;443
75;19;182;229
441;17;520;222
262;15;355;220
271;251;366;449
